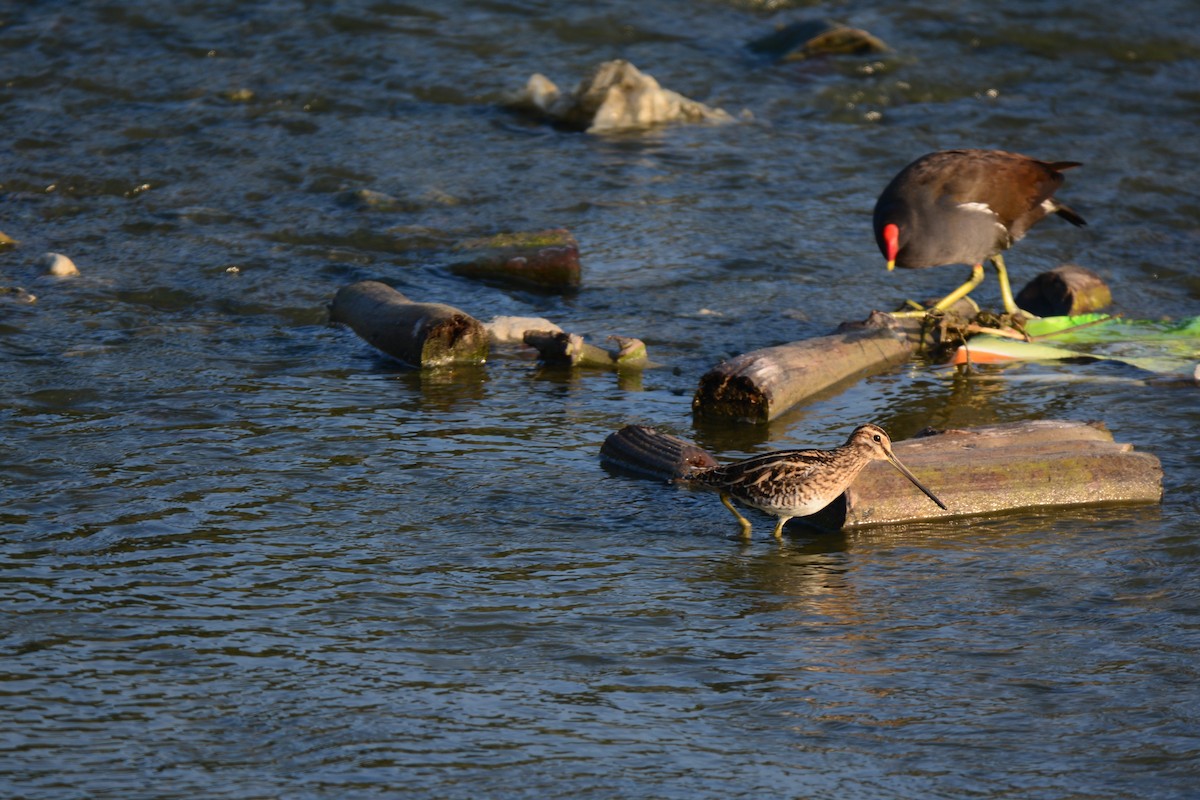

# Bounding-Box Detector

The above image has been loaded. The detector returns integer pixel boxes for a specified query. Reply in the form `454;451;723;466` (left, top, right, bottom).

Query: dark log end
692;368;769;424
1015;265;1112;317
523;330;578;365
422;313;490;365
601;425;718;481
330;280;487;368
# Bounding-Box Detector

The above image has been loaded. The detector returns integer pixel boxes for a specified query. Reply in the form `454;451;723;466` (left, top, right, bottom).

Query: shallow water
2;1;1199;798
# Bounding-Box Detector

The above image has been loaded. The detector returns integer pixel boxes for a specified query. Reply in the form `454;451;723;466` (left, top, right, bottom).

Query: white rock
514;60;733;134
485;316;564;344
38;252;79;277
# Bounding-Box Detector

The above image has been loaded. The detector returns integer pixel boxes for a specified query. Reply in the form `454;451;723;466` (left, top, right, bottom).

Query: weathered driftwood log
524;331;650;369
748;19;888;61
450;229;581;291
602;420;1162;531
1015;264;1112;317
509;59;734;134
812;420;1162;529
693;313;916;423
329;280;488;368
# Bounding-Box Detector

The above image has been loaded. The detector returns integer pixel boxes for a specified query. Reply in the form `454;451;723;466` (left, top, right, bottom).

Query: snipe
685;423;947;539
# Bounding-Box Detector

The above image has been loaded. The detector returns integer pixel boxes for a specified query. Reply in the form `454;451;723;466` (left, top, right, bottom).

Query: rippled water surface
2;1;1199;798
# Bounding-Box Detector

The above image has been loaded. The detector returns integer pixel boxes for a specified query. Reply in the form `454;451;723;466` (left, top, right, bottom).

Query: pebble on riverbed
509;59;734;133
747;19;889;61
37;252;80;278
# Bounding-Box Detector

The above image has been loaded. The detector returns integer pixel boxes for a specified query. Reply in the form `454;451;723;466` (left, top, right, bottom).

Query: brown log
329;280;488;368
450;228;581;291
1015;264;1112;317
693;313;916;423
811;420;1161;529
600;425;718;480
524;331;651;369
602;420;1162;531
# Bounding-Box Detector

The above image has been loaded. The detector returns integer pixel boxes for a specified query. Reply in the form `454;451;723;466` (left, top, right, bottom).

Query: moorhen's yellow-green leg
720;492;753;538
992;253;1039;318
931;263;986;311
890;263;985;318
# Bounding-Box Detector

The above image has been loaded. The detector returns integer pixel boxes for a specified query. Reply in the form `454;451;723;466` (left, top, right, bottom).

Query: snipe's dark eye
873;434;882;443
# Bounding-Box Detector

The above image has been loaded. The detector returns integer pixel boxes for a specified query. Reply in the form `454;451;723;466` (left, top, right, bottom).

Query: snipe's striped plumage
685;423;947;539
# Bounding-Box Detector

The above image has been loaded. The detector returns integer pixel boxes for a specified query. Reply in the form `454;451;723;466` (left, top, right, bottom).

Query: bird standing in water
873;148;1087;316
685;423;946;539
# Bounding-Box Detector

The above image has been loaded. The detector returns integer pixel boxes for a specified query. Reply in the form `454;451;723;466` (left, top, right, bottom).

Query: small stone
748;19;888;61
38;252;80;277
2;286;36;303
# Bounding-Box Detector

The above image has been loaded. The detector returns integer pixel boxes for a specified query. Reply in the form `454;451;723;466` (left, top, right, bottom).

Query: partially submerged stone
748;19;888;61
510;59;734;133
1016;264;1112;317
329;280;488;368
450;228;581;291
37;252;80;278
2;286;36;303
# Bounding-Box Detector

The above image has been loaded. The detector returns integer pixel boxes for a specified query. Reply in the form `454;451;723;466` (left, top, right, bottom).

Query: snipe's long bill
685;423;947;539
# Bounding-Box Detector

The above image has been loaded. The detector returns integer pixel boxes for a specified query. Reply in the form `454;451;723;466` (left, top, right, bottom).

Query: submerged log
329;280;488;368
524;331;651;369
693;312;916;423
1016;264;1112;317
600;424;718;480
450;229;581;291
813;420;1162;529
602;419;1162;531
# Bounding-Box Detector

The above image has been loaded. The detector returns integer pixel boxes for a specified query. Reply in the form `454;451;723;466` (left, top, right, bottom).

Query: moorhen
873;148;1087;316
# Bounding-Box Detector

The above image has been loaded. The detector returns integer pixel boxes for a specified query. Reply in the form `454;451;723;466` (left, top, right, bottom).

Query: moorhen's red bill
873;148;1087;316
